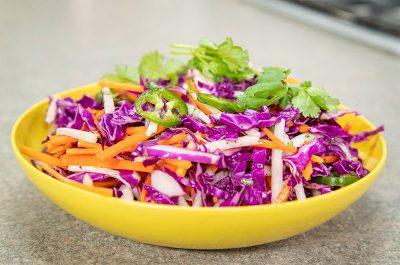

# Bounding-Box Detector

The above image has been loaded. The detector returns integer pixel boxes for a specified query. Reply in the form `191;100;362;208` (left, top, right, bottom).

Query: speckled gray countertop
1;0;399;264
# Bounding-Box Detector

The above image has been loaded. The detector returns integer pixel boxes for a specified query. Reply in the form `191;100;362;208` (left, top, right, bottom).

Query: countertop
1;0;399;264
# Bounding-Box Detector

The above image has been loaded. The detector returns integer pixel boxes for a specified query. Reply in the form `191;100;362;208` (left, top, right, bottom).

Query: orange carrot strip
39;163;113;197
343;123;352;132
60;155;154;172
262;128;297;153
287;120;294;127
274;179;291;204
49;135;77;146
95;128;166;161
302;160;313;181
266;175;272;190
187;94;212;115
140;175;152;202
212;196;218;204
186;79;199;93
21;146;62;167
320;155;339;164
124;93;139;102
176;167;188;177
95;109;105;120
66;148;102;155
99;80;144;93
209;164;218;173
77;140;102;149
93;178;119;188
53;150;66;158
251;139;296;152
161;158;192;169
125;126;147;135
311;155;324;164
299;124;310;133
48;144;67;154
158;133;187;145
284;77;300;85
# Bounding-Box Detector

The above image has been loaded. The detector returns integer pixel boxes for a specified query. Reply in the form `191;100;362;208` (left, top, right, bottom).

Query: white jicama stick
45;98;57;124
192;191;203;207
290;133;316;148
102;87;115;114
67;165;132;189
145;121;158;137
82;174;93;186
271;119;285;203
56;128;98;143
294;184;306;200
120;185;134;200
205;135;260;152
151;170;186;197
132;187;141;200
178;196;189;206
312;190;321;196
193;108;211;124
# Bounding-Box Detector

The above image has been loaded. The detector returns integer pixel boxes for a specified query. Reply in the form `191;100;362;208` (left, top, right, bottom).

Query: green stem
170;44;197;49
171;50;193;55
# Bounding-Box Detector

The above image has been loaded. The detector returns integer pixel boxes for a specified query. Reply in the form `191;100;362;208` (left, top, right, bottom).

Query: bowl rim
11;84;387;213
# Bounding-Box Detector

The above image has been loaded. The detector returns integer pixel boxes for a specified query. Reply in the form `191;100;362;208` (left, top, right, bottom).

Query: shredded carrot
99;80;144;93
187;93;212;115
125;126;147;135
21;146;62;167
209;164;218;173
302;160;313;181
96;126;166;161
266;175;272;190
299;124;309;133
284;77;300;85
66;148;102;156
158;133;187;145
48;144;68;154
39;163;113;197
49;135;77;146
140;175;152;202
123;93;139;102
186;79;199;93
311;155;324;164
287;120;294;127
274;179;291;204
320;155;339;164
60;155;154;172
161;158;192;169
262;127;297;153
77;140;102;149
95;109;105;120
176;167;188;177
93;178;119;188
53;150;66;158
251;139;296;152
212;196;218;204
343;123;352;132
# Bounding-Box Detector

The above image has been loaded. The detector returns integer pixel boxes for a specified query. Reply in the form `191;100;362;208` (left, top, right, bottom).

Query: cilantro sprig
101;51;183;85
171;38;255;82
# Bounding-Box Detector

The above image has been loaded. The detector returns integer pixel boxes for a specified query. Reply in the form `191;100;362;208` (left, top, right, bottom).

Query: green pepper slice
197;93;242;112
135;88;188;127
312;175;360;186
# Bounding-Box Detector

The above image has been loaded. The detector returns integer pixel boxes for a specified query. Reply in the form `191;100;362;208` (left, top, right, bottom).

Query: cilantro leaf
216;38;249;72
139;51;183;84
172;38;255;82
290;81;339;117
291;89;320;118
257;67;290;83
307;86;339;113
101;64;140;84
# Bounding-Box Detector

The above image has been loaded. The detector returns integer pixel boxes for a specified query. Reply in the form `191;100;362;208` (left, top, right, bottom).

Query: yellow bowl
11;84;386;249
